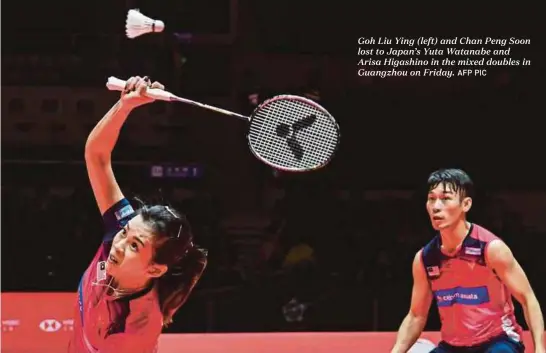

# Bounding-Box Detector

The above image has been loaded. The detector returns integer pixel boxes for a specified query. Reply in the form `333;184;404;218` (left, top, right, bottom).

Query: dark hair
137;204;207;326
427;168;474;199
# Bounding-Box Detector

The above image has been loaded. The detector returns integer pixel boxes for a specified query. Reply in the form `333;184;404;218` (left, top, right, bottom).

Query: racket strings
275;99;337;159
259;101;321;164
252;102;332;167
249;98;338;170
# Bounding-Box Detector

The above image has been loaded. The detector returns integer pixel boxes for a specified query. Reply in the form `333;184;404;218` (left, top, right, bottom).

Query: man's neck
440;220;471;252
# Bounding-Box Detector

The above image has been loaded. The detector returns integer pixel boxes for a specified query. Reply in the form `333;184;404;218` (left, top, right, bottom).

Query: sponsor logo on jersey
434;286;490;307
115;205;134;220
97;261;107;282
464;247;481;256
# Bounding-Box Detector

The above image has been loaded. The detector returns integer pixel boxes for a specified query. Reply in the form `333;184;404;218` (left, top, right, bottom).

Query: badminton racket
106;76;340;172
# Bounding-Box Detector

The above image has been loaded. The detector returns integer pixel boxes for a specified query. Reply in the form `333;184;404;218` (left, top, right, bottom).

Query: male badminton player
390;169;544;353
68;76;207;353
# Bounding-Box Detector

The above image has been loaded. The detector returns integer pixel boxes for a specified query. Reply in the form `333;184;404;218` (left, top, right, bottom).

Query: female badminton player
68;76;208;353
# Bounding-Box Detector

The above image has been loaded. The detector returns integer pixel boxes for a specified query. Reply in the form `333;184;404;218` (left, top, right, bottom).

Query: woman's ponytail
137;203;208;326
156;246;208;326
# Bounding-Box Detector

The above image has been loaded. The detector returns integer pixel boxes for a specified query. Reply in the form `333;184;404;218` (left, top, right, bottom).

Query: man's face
426;183;472;230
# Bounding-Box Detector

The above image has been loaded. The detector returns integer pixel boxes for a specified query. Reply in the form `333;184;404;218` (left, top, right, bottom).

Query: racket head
246;95;340;172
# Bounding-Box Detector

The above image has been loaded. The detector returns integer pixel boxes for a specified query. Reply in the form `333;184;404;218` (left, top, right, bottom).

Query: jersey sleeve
101;198;136;242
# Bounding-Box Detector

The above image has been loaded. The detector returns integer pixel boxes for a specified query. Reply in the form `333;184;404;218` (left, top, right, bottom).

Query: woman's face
105;215;166;285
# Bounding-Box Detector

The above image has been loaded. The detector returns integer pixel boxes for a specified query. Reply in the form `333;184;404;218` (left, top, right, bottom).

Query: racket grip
106;76;174;102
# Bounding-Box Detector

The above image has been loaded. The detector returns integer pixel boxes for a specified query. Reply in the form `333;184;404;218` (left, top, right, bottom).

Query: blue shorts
430;334;524;353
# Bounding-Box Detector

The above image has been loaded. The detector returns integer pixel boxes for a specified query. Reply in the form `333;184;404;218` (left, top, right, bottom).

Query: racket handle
106;76;175;102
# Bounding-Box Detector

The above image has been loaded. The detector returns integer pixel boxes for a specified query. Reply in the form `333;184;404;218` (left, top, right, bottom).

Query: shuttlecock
125;9;165;39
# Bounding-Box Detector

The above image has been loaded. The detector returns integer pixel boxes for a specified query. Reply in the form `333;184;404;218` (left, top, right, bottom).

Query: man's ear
148;263;168;278
462;197;473;213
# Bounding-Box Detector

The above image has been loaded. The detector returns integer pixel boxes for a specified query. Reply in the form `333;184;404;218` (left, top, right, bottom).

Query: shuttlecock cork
126;9;165;39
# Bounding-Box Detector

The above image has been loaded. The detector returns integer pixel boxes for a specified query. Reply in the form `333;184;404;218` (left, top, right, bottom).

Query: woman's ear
148;263;168;278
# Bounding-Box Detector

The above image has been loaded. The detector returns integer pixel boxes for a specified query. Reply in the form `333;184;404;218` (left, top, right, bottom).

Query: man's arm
487;239;545;353
391;250;433;353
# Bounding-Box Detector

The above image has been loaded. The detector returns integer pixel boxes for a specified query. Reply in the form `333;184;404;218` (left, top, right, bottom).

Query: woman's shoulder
126;287;163;332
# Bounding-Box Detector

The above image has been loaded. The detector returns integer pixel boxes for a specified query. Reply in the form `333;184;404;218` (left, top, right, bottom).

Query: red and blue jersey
421;223;523;347
67;199;163;353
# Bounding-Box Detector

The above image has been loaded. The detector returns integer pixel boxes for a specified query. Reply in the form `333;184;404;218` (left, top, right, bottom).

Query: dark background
2;1;545;333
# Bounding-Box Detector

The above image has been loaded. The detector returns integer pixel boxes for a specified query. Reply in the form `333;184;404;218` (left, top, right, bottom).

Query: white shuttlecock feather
125;9;165;39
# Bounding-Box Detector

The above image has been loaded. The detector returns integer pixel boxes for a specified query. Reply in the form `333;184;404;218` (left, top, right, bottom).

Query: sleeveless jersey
67;199;163;353
421;223;523;347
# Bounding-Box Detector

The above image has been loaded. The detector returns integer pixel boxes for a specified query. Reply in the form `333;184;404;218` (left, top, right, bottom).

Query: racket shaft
106;76;249;121
173;97;248;121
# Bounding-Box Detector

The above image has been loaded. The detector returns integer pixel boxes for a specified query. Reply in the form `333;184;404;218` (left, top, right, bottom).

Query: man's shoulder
421;234;440;253
419;235;442;269
470;223;501;242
